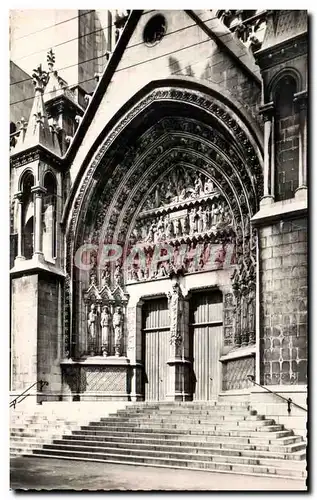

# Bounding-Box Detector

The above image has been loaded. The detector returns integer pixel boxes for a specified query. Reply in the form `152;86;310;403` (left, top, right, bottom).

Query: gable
68;10;262;188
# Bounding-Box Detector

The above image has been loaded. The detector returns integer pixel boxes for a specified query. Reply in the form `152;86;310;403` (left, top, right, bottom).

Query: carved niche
231;227;257;348
82;265;129;358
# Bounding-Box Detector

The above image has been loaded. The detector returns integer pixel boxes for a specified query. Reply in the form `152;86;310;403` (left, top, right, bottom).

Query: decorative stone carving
230;224;257;349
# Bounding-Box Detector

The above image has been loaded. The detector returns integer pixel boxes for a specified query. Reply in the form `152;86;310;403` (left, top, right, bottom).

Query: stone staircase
12;401;307;480
10;402;126;457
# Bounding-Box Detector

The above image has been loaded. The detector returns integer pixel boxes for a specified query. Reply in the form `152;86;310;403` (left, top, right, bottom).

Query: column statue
114;264;123;287
113;306;123;357
101;264;111;288
247;280;256;344
100;306;111;356
87;303;97;356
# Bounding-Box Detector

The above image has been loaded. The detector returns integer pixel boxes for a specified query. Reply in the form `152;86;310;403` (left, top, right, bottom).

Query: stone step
99;414;266;424
131;402;250;408
79;422;283;434
114;408;255;417
40;442;306;469
59;432;304;449
29;449;306;479
52;438;306;460
71;426;293;440
82;418;279;428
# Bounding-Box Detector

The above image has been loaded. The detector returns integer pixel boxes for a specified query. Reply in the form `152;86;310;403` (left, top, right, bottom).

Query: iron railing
247;374;307;415
10;380;49;409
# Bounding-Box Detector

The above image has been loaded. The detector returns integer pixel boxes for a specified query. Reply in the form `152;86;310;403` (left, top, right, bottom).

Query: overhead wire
10;14;217;100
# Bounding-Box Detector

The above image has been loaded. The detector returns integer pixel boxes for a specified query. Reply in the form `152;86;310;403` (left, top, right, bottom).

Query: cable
11;14;131;65
10;35;214;107
11;10;155;66
10;10;95;42
10;14;216;88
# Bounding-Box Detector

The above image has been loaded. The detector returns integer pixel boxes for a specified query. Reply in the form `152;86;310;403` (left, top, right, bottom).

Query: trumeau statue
167;282;183;347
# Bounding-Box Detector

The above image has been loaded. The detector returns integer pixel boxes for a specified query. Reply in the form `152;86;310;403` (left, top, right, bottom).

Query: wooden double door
189;290;223;400
141;290;223;401
142;297;171;401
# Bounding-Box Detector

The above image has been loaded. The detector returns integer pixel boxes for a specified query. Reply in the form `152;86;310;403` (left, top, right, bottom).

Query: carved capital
31;185;47;197
293;90;308;111
13;191;23;202
258;102;275;121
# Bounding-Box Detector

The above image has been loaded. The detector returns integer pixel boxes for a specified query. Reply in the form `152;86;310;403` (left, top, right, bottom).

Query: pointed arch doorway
65;82;263;401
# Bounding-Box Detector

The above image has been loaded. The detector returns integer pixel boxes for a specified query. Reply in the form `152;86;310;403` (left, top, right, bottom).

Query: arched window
274;76;299;201
21;172;35;259
43;172;57;260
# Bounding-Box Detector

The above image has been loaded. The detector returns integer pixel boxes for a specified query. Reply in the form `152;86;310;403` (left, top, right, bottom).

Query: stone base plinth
61;357;133;401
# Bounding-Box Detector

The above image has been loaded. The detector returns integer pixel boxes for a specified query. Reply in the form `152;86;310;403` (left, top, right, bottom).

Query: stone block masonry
259;217;307;385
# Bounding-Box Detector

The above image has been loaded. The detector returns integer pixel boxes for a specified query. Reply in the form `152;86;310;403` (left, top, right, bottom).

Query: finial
17;117;27;132
33;111;45;128
84;93;93;105
32;64;48;93
47;49;55;71
49;122;61;136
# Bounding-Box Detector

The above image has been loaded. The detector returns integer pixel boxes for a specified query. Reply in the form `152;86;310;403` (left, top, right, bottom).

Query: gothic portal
10;10;307;412
63;86;263;401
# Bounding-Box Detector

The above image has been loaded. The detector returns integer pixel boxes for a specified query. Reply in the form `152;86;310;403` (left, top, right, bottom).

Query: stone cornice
10;144;63;169
255;32;307;71
45;94;85;119
251;197;307;227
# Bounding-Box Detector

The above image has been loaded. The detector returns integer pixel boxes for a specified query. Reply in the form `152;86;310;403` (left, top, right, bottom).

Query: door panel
190;291;223;400
142;298;170;401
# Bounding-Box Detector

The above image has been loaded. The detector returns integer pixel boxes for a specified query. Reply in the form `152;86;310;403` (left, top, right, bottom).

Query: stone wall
11;275;38;391
10;61;34;125
259;216;307;385
37;275;63;398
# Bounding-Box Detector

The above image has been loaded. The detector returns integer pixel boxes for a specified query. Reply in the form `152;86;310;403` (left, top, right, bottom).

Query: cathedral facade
10;10;307;432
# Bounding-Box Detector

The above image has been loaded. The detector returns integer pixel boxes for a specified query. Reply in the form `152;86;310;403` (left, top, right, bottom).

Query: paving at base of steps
10;456;307;491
